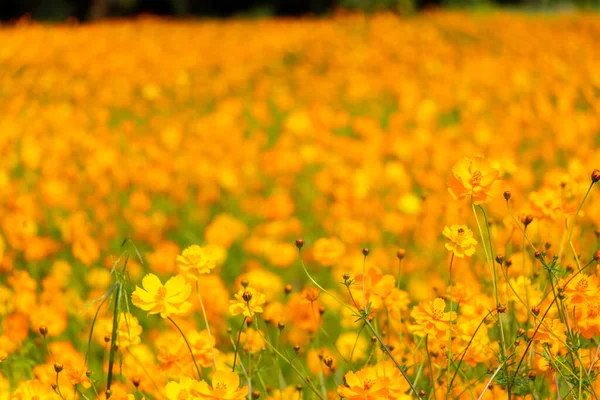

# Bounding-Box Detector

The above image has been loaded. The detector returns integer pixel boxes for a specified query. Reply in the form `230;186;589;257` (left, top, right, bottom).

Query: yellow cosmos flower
131;274;192;318
166;377;201;400
442;225;477;258
229;287;266;317
196;370;248;400
337;365;390;400
176;244;217;278
448;156;502;205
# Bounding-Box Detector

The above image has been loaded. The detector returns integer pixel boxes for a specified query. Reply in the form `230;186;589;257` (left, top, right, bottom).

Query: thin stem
106;284;122;394
447;253;455;396
564;181;595;271
448;310;494;392
425;334;438;400
196;280;217;370
232;317;247;373
167;316;202;380
472;202;509;398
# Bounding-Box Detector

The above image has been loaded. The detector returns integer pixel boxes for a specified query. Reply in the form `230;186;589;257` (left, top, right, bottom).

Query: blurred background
0;0;596;22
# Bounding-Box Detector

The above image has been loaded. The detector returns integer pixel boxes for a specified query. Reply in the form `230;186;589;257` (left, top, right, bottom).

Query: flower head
448;156;502;205
442;225;477;258
229;287;266;317
177;244;217;279
337;365;390;400
132;274;192;318
410;298;457;339
196;370;248;400
166;376;201;400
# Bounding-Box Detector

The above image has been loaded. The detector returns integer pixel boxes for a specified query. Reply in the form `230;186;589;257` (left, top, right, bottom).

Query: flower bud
503;191;511;201
252;390;261;399
532;306;540;316
495;254;504;265
242;291;253;302
39;326;48;336
592;169;600;183
362;248;370;256
397;249;406;260
284;284;293;294
54;363;63;373
295;238;304;249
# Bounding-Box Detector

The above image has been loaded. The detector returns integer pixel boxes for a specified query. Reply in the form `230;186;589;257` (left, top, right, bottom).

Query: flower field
1;11;600;399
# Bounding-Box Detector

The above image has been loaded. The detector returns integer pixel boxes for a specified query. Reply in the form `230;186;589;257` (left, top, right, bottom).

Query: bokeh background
1;0;598;22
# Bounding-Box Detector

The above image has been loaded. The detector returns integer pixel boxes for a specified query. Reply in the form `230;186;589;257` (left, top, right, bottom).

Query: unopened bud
39;326;48;336
295;238;304;249
592;169;600;183
242;291;253;302
504;191;511;201
252;390;261;399
362;248;370;256
54;363;63;373
397;249;406;260
532;306;540;316
284;284;293;294
495;254;504;265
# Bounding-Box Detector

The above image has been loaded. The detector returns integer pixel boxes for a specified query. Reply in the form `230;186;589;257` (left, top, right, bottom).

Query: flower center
215;382;227;391
177;389;189;400
364;379;376;390
576;279;588;291
156;286;167;301
433;309;445;319
470;170;483;186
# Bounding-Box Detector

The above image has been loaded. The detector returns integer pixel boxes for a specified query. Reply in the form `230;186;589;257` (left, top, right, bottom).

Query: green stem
232;317;247;372
196;280;217;370
565;181;595;271
168;316;202;380
106;284;121;395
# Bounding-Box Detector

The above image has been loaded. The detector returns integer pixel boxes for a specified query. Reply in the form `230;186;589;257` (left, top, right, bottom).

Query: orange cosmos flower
131;274;192;318
410;298;457;339
442;225;478;258
448;156;502;205
195;370;248;400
